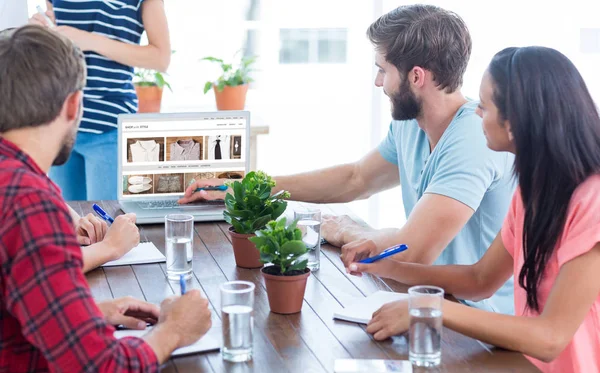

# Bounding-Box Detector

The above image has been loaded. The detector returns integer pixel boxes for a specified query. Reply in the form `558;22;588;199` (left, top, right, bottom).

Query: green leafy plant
224;171;290;235
133;50;175;91
201;54;257;94
249;218;309;275
134;68;172;92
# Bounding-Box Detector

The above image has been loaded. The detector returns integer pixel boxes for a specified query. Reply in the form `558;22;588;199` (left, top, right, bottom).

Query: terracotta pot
135;85;163;113
262;266;310;314
229;226;262;269
214;84;249;110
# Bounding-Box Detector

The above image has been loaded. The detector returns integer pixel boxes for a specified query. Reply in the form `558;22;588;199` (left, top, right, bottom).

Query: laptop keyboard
138;200;225;210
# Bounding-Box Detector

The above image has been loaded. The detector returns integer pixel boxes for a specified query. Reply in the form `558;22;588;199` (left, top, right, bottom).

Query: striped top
51;0;145;134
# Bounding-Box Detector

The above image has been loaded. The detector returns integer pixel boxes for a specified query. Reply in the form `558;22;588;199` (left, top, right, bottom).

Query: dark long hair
488;47;600;312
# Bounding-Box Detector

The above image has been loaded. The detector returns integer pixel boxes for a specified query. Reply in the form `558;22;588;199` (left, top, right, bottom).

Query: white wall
1;0;28;30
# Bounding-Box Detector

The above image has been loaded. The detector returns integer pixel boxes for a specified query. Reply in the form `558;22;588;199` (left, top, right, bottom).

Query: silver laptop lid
117;111;250;202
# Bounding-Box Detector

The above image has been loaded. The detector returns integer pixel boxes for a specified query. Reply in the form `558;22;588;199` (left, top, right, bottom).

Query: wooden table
70;200;538;373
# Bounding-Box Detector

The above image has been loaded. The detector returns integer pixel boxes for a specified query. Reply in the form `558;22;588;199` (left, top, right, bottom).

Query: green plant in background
134;68;172;92
224;171;290;234
133;50;175;91
201;54;257;94
250;218;309;275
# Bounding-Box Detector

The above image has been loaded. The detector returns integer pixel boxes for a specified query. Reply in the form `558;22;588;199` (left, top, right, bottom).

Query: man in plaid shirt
0;26;212;372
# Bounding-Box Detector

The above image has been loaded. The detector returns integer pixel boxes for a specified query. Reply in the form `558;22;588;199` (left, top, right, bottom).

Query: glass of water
165;214;193;280
408;285;444;367
221;281;255;363
294;208;321;271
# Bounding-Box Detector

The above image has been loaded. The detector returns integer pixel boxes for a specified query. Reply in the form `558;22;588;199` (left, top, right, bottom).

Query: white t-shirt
130;140;160;162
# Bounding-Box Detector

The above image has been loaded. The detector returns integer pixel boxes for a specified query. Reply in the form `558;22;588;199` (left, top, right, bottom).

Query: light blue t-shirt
378;101;515;315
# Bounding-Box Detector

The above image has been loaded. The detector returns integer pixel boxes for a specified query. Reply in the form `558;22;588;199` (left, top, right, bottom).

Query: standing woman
30;0;170;201
349;46;600;372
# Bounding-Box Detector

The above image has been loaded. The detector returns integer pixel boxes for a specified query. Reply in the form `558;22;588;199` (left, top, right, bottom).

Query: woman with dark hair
347;46;600;372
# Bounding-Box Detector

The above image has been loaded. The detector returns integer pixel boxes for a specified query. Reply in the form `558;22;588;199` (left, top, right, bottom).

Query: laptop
117;111;250;224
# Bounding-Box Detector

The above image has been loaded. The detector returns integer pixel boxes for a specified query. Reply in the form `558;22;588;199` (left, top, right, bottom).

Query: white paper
333;291;409;324
114;326;221;356
102;242;166;267
334;359;412;373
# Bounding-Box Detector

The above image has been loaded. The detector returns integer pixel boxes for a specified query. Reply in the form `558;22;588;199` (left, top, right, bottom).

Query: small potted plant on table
201;55;256;110
224;171;289;269
134;68;172;113
250;218;310;314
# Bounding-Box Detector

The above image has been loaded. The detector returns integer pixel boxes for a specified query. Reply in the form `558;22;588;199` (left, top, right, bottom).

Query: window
279;28;347;64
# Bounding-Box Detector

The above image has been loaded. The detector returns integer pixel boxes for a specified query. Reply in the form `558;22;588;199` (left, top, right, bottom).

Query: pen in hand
194;185;228;193
92;203;115;224
36;5;55;28
180;274;186;295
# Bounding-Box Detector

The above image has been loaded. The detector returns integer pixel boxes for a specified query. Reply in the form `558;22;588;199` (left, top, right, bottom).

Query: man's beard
389;78;423;121
53;134;75;166
53;103;81;166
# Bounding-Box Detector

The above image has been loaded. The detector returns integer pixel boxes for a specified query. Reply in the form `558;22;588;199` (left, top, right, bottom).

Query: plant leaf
230;219;247;234
201;56;224;64
260;252;275;264
288;259;308;272
203;81;213;94
271;190;285;199
252;215;272;230
249;236;268;247
280;240;308;257
270;202;287;220
233;181;244;204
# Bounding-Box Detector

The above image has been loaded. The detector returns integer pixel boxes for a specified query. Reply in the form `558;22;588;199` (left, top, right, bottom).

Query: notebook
334;359;412;373
114;326;221;356
102;242;166;267
333;291;409;324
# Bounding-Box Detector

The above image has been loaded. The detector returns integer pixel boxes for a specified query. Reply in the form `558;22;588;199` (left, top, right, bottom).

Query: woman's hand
55;26;96;51
366;299;410;341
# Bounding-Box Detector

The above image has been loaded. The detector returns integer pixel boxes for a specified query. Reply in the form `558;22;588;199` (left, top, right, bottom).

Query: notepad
114;326;221;356
333;291;409;324
334;359;412;372
102;242;166;267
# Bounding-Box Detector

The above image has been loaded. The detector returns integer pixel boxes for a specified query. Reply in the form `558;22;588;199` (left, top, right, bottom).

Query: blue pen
179;274;186;295
358;244;408;264
194;185;228;192
92;204;114;224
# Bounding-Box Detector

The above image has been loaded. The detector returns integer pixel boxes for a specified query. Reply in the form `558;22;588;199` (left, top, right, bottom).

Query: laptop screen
118;112;249;200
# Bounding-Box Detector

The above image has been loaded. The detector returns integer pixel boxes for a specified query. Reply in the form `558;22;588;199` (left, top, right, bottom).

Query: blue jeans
50;130;118;201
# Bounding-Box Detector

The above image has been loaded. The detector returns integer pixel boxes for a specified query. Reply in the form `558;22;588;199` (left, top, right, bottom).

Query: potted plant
250;218;310;314
133;68;172;113
224;171;289;269
201;55;256;110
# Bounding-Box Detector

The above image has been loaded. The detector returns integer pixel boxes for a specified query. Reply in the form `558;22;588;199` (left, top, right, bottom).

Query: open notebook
333;291;409;324
102;242;166;267
114;326;221;356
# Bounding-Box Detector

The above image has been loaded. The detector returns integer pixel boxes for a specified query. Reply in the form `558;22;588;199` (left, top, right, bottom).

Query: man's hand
321;215;370;247
76;214;108;246
158;290;212;348
178;179;229;204
97;296;160;330
103;214;140;261
366;299;410;341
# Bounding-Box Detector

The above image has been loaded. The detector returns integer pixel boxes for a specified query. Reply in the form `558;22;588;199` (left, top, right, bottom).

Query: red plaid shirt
0;139;158;372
